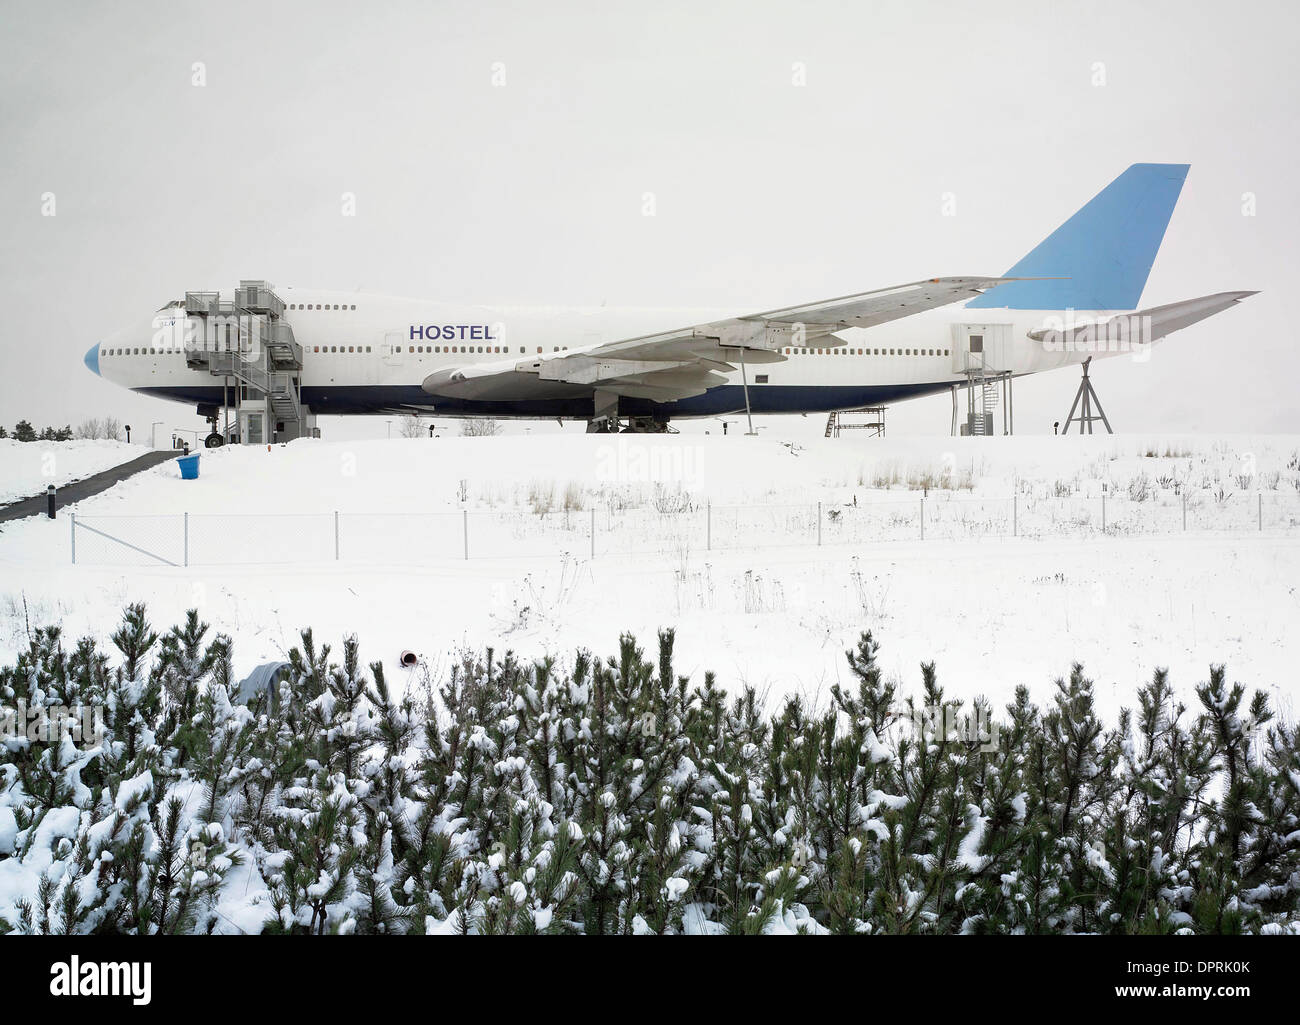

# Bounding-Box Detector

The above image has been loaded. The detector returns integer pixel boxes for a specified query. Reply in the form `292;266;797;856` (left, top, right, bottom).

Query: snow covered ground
1;431;1297;723
0;439;151;504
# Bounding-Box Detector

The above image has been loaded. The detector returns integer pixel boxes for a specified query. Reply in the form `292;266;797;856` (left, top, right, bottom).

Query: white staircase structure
950;323;1014;437
182;281;314;445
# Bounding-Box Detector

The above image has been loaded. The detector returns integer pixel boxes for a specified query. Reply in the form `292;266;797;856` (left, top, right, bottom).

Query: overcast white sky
1;0;1295;439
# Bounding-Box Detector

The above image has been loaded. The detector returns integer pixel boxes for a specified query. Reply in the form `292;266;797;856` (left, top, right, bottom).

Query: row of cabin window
289;303;355;310
102;348;186;356
392;345;571;355
783;347;951;356
311;346;374;353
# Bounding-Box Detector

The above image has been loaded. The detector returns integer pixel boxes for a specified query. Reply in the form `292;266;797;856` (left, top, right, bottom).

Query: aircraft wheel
204;432;225;449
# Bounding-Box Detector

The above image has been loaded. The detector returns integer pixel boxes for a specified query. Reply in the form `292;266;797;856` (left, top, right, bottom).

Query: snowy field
1;431;1298;723
0;438;150;504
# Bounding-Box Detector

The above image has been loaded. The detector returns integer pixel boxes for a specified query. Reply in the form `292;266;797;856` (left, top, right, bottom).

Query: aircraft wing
1025;291;1259;348
422;276;1016;403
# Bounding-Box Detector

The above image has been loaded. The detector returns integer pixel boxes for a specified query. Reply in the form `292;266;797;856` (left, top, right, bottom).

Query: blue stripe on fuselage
135;382;955;419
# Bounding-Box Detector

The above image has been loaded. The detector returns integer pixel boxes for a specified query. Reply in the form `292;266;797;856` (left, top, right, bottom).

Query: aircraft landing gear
621;416;673;434
584;416;675;434
200;409;226;448
585;390;674;433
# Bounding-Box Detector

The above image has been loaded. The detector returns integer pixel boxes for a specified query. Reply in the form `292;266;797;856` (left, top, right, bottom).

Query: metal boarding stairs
182;281;306;440
203;353;303;423
972;376;1000;436
960;353;1011;437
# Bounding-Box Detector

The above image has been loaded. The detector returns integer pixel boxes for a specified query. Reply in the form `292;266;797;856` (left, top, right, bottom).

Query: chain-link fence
68;490;1300;567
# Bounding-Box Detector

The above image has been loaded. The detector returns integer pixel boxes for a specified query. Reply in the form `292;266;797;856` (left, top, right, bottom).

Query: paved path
0;450;180;523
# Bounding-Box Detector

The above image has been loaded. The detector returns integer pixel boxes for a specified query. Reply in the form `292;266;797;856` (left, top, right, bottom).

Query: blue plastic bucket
177;454;201;480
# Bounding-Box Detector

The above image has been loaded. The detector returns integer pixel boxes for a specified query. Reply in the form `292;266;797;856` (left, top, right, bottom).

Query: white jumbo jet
85;163;1254;443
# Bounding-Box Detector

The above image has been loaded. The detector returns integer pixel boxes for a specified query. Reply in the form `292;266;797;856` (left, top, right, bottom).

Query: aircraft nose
84;343;100;376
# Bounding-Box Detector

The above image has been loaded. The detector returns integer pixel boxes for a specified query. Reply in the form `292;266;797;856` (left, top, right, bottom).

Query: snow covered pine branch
0;605;1297;934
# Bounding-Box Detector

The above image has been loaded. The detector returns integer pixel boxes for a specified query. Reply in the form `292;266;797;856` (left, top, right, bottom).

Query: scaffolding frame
826;407;886;438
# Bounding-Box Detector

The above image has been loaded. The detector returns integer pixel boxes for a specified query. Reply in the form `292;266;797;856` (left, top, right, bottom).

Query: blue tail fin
967;163;1189;311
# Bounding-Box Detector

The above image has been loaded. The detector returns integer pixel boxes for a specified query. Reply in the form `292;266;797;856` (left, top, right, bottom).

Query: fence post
817;502;822;546
706;501;711;552
1182;491;1186;531
1101;492;1106;534
334;511;340;560
1013;494;1017;537
590;506;595;559
183;512;189;567
920;497;925;540
70;512;76;564
1259;492;1262;532
463;509;469;560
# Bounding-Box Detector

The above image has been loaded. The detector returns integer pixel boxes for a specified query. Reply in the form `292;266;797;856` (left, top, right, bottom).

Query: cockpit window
155;299;186;312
